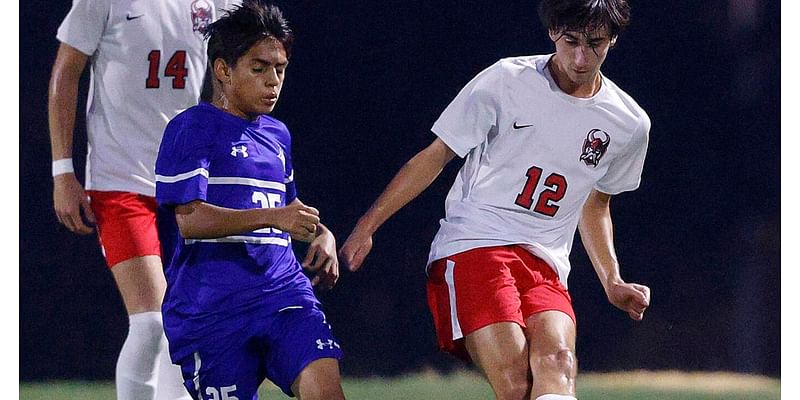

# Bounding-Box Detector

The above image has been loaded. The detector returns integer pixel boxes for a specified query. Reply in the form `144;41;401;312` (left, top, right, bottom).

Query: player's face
225;38;288;119
549;26;615;87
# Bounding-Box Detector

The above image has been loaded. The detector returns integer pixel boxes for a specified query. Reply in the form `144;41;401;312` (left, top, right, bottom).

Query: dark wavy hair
538;0;631;37
200;1;293;101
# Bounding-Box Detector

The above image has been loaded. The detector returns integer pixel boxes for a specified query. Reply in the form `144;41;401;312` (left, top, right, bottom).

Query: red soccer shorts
426;245;576;361
87;191;161;268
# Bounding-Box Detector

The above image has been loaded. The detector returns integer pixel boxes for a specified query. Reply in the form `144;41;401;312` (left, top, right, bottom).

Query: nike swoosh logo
513;122;534;130
126;14;144;21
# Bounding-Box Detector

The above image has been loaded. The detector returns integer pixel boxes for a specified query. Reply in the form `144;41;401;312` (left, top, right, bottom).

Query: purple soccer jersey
155;103;341;397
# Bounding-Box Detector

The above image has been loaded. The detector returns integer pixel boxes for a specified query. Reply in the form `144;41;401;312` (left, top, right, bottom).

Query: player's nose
574;46;589;68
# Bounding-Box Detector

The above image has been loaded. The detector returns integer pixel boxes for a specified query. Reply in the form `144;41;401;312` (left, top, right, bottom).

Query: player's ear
548;29;561;43
610;35;618;48
212;58;231;84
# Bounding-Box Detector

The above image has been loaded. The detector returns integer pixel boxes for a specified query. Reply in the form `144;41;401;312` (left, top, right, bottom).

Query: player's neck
547;56;602;98
212;95;254;121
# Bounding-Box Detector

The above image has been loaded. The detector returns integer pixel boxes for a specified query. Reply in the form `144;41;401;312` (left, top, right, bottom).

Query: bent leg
291;358;345;400
525;311;577;399
465;322;531;400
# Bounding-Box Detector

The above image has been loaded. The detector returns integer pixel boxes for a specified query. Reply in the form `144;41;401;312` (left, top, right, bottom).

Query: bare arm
176;198;340;288
49;43;96;234
339;137;457;271
579;189;650;320
174;198;320;242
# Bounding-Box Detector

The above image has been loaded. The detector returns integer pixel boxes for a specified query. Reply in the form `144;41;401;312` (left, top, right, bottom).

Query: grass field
20;370;780;399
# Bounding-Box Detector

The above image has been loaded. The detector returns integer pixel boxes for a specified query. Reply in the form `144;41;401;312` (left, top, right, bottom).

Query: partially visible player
340;1;651;399
48;0;238;399
154;2;344;399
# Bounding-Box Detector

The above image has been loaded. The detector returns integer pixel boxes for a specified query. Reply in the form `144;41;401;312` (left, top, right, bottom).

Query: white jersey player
427;54;649;286
340;1;652;399
47;1;238;399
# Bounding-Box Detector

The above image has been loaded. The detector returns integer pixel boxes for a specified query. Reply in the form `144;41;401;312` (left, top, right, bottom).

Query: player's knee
532;347;577;379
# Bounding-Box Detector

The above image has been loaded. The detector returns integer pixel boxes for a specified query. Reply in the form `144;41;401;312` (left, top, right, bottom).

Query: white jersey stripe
156;171;286;192
192;351;202;399
155;168;209;183
445;260;463;340
185;236;290;247
208;177;286;191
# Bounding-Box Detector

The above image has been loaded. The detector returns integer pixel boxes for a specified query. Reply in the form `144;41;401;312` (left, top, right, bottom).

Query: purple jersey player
154;2;345;399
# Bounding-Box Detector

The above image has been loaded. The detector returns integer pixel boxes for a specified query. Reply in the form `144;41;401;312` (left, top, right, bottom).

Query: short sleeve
595;114;650;195
155;114;214;206
56;0;110;56
431;61;504;158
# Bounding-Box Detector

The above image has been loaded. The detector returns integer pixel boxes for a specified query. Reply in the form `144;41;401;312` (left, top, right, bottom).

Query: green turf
19;371;780;400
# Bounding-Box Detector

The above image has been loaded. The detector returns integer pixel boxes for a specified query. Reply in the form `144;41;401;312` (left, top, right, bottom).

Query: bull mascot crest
191;0;213;35
579;129;611;167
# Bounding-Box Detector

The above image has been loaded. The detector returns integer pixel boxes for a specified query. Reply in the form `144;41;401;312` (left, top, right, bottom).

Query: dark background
21;1;780;381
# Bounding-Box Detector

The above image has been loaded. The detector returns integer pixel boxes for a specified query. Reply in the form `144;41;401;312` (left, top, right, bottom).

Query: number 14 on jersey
146;50;188;89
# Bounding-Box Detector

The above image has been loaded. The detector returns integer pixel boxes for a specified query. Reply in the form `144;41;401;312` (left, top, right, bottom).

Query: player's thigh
525;309;576;351
264;304;343;397
111;255;166;314
465;321;529;377
290;358;344;400
175;340;261;400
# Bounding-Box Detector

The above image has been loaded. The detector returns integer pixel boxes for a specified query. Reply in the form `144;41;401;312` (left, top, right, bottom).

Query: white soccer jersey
428;55;650;288
57;0;240;196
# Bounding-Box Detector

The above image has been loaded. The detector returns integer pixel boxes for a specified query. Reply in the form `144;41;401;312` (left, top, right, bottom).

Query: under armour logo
316;339;340;350
231;145;248;158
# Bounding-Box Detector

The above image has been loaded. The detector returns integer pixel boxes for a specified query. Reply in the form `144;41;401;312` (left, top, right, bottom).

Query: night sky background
21;1;780;381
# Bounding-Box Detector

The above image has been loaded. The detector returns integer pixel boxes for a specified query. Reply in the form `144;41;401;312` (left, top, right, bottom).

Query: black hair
200;1;293;102
538;0;631;38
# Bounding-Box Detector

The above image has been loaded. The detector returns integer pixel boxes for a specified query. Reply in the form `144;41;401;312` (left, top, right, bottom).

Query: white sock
535;395;577;400
154;332;191;400
116;312;164;400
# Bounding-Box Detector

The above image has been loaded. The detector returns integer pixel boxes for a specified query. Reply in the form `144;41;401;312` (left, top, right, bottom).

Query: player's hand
303;227;339;290
53;173;96;235
607;281;651;321
339;228;373;272
273;202;320;242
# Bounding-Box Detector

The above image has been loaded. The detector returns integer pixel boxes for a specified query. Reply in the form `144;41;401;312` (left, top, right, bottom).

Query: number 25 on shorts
206;385;238;400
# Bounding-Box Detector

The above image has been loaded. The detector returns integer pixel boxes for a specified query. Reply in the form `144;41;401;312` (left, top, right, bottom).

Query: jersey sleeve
431;61;504;158
595;114;650;195
56;0;109;56
155;114;215;207
282;129;297;204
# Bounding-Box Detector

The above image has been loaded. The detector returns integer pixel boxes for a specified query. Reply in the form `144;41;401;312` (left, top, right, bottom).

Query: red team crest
191;0;213;34
579;129;611;167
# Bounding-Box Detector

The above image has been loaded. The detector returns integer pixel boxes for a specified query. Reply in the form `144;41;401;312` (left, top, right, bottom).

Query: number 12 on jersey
514;166;568;217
